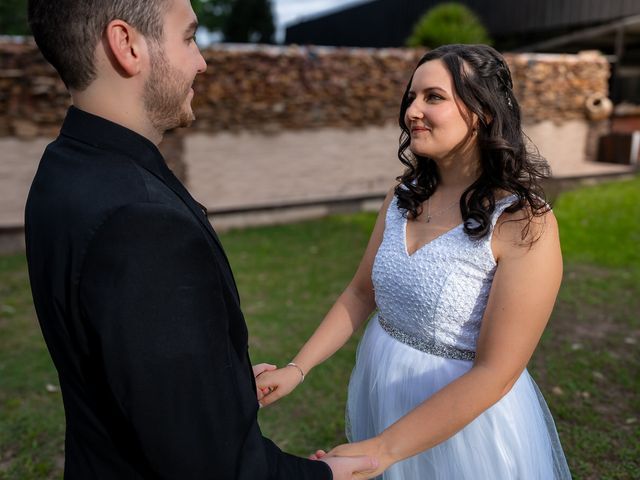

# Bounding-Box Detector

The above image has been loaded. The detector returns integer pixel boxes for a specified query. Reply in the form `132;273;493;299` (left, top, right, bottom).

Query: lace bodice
371;195;517;355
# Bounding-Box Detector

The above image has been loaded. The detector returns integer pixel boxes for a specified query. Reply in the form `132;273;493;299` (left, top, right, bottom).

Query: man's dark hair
28;0;170;90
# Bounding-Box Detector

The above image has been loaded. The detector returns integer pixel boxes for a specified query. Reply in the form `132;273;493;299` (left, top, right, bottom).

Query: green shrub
406;2;492;48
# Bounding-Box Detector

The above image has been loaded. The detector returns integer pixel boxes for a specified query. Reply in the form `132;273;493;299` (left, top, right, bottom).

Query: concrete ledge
209;194;384;232
543;169;638;202
0;226;25;255
2;169;636;254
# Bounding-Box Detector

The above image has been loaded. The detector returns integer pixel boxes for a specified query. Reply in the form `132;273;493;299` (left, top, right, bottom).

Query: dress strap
385;195;405;229
490;194;518;229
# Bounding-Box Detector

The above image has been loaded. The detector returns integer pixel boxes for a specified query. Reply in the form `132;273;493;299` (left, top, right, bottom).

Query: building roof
285;0;640;50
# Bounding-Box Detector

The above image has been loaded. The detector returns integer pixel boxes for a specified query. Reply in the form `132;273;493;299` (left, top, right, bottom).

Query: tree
406;2;492;48
0;0;29;35
223;0;274;43
0;0;273;43
192;0;234;34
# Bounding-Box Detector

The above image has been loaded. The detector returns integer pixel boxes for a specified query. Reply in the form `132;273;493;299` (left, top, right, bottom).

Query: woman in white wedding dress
256;44;571;479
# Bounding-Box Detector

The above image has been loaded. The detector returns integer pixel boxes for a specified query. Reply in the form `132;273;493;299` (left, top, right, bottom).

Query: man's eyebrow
185;20;198;35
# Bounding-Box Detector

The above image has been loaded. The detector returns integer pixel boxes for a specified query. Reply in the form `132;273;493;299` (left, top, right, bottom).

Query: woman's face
404;59;476;161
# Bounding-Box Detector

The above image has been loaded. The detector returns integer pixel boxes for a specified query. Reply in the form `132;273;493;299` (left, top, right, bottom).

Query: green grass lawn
1;176;638;479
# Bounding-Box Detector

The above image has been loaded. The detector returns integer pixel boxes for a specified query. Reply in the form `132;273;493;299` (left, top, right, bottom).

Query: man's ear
104;19;147;77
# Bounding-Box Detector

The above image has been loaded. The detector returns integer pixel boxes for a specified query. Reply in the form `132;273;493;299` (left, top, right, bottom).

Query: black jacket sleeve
79;202;331;480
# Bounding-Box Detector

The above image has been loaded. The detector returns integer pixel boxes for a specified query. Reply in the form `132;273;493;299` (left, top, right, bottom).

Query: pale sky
273;0;370;29
196;0;370;44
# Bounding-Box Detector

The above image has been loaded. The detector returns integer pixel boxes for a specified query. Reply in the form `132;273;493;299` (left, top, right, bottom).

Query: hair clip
506;94;513;109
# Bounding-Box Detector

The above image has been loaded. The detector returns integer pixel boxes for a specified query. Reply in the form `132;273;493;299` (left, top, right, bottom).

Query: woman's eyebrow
409;86;447;95
421;86;447;93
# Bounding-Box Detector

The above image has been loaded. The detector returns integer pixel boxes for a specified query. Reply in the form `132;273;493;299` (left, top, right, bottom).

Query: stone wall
0;40;68;138
2;41;632;250
1;40;610;138
510;51;610;122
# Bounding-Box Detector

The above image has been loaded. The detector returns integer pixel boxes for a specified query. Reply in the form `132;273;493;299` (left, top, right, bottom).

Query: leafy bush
406;2;492;48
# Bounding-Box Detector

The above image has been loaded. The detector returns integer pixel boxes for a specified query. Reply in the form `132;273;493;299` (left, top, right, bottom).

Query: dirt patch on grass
531;262;640;477
551;264;639;346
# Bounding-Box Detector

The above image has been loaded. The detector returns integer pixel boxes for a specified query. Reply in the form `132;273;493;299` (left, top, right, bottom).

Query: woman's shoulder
492;193;559;255
382;184;401;211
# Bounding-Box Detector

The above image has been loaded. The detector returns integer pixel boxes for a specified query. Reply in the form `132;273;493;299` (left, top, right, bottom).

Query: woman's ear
484;113;493;126
469;111;489;131
103;19;147;77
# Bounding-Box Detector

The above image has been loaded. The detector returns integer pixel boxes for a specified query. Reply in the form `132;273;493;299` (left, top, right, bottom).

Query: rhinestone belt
378;313;476;361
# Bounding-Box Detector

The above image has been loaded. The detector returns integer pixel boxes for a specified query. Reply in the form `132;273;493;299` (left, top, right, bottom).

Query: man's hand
252;363;276;402
254;366;303;407
320;454;379;480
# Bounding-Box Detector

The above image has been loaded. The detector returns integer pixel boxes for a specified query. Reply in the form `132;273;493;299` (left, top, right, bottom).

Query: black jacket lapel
59;107;241;303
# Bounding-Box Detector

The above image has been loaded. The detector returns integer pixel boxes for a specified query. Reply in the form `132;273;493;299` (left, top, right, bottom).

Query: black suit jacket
25;107;332;480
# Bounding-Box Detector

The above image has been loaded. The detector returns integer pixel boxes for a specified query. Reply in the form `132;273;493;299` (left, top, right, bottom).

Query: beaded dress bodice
371;195;517;357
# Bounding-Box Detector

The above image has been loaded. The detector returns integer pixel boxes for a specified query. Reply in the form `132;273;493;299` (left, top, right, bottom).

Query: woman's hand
255;365;304;407
325;438;393;479
320;454;379;480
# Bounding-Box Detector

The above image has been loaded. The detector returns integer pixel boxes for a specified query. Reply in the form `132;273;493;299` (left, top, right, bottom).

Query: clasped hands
251;362;301;407
252;364;389;479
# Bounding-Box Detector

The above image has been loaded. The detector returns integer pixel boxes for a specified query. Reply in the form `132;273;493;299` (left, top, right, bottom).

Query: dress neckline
400;194;518;258
403;218;463;258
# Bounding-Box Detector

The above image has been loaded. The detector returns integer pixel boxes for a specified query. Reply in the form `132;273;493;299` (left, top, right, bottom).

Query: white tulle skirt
346;315;571;479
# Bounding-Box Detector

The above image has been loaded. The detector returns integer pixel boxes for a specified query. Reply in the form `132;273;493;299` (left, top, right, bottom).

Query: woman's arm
256;189;396;406
326;209;563;478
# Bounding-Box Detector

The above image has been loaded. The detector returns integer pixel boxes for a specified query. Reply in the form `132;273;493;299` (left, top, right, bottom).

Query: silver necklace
425;198;458;223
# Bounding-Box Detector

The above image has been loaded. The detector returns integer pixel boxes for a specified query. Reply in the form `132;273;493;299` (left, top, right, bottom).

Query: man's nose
196;51;207;74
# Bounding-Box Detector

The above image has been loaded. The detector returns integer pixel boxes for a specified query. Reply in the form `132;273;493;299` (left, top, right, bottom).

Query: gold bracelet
286;362;305;383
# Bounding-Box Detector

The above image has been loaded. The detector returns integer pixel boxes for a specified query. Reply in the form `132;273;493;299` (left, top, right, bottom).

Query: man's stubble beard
143;45;195;134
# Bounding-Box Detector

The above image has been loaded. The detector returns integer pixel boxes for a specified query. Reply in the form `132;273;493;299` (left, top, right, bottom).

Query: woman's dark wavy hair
395;44;550;241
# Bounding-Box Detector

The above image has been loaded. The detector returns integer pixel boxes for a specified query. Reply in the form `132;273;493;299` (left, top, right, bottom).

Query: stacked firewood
0;41;610;140
507;51;610;123
192;46;422;132
0;39;69;138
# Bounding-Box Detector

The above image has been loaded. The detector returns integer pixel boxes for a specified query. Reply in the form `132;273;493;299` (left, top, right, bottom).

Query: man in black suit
25;0;376;478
